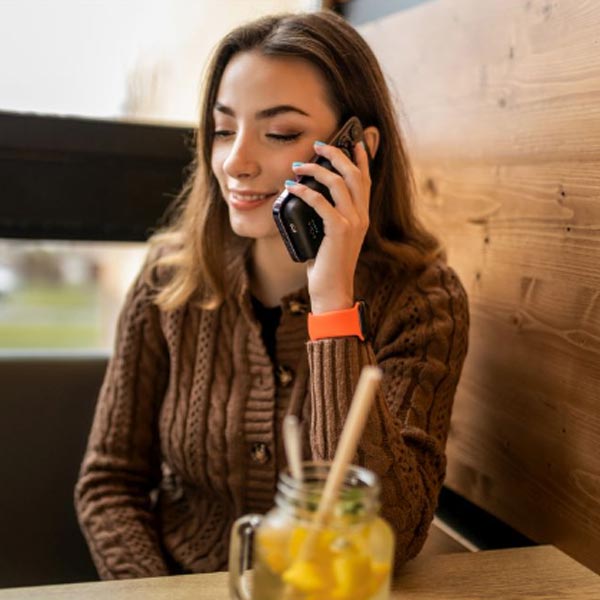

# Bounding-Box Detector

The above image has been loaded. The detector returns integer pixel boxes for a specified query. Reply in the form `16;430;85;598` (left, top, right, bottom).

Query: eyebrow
214;102;310;119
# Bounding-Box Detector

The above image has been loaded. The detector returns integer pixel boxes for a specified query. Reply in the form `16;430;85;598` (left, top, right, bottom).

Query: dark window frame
0;111;194;242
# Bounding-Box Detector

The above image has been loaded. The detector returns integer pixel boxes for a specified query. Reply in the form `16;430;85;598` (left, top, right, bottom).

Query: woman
75;10;469;579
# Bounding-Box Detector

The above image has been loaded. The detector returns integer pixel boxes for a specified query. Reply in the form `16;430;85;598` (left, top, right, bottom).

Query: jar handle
228;514;263;600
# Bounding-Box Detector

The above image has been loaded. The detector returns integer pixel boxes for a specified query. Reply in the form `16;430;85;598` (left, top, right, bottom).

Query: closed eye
213;131;302;142
214;130;234;138
267;132;302;143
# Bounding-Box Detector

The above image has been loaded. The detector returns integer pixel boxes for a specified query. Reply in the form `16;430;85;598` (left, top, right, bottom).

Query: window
0;0;320;352
0;240;146;351
1;0;318;125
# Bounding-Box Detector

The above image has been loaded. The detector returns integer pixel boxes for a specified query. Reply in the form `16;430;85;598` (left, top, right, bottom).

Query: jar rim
280;461;379;489
275;461;380;520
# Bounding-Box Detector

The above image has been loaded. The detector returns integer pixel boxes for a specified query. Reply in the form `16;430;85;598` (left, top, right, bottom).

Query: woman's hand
286;140;372;315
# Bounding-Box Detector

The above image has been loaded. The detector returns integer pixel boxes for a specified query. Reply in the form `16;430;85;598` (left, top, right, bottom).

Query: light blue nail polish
285;179;296;187
292;161;304;167
314;140;325;146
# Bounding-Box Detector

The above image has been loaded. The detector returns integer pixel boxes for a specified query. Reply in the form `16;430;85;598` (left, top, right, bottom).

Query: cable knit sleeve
74;270;170;579
307;260;469;570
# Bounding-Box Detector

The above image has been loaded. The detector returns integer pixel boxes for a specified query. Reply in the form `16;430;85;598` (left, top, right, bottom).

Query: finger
312;141;361;182
291;162;356;217
352;142;372;218
354;141;371;186
313;141;371;212
284;180;353;237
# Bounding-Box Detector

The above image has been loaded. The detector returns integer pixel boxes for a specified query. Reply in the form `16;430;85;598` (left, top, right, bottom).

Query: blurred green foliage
0;284;101;349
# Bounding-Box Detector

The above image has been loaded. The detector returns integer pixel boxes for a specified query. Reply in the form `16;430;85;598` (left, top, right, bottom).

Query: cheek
276;144;312;175
210;146;226;179
210;158;219;179
297;140;320;164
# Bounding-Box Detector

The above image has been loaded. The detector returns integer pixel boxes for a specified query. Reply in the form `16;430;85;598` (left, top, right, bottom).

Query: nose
222;130;260;180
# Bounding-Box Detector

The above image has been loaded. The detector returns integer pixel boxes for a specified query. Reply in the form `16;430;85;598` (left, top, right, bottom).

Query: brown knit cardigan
75;257;469;579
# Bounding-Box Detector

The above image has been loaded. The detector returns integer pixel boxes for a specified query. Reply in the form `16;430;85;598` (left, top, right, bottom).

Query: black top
250;296;282;364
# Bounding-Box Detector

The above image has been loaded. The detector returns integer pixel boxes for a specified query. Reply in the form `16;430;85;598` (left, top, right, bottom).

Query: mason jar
229;461;395;600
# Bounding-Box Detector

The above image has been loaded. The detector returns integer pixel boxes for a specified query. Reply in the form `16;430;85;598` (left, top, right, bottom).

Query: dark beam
0;112;195;241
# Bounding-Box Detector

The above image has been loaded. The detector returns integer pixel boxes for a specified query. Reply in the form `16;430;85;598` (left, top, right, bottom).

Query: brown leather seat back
0;355;107;587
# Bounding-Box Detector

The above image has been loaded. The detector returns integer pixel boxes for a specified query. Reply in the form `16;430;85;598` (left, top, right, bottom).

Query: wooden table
1;546;599;599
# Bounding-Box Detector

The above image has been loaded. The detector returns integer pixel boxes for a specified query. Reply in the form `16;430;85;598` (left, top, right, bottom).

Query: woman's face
211;51;339;241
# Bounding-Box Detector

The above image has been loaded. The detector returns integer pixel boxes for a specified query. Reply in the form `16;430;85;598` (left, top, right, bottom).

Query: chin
227;203;280;240
229;216;278;241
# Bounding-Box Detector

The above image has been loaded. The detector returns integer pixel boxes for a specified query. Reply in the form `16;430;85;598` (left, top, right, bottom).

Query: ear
363;126;380;158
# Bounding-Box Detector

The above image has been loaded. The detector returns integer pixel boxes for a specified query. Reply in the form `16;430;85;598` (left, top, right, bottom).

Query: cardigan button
250;442;271;465
275;364;294;388
288;300;309;315
255;374;269;389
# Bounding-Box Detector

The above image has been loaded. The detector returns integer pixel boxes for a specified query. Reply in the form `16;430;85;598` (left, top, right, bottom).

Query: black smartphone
272;116;364;262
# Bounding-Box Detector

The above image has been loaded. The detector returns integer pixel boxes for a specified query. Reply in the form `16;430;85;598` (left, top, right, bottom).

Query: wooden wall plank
364;0;600;162
359;0;600;572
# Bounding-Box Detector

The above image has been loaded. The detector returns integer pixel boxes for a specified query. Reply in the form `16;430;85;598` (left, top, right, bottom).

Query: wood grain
0;571;230;600
398;545;600;599
421;518;471;555
1;546;598;599
359;0;600;573
363;0;600;163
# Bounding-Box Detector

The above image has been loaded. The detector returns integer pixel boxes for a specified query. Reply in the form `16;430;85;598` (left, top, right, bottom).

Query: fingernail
292;161;304;167
285;179;297;187
314;140;325;146
359;141;366;149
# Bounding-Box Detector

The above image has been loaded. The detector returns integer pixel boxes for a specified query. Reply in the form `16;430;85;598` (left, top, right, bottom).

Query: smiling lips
229;190;278;211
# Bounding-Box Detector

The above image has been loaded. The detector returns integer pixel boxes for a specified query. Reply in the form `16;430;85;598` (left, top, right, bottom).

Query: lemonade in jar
229;462;395;600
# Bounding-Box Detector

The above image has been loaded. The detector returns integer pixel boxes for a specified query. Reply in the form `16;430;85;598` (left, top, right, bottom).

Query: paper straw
283;415;304;483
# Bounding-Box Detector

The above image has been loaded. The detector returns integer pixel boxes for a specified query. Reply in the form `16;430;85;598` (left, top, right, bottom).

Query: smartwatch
308;301;369;342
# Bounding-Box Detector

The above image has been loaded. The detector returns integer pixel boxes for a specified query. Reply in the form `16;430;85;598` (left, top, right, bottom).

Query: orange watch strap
308;302;366;341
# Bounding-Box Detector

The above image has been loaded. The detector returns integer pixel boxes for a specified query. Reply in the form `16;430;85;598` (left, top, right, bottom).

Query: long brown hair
148;10;441;310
